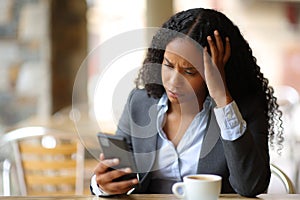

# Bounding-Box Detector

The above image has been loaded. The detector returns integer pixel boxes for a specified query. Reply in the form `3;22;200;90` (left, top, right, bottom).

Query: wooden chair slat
22;160;76;170
26;175;76;185
19;144;77;155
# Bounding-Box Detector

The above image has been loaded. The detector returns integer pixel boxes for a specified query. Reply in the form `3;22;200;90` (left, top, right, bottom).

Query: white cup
172;174;222;200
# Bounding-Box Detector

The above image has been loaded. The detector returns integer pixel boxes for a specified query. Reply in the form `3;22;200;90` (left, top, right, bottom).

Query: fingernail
112;158;119;164
207;36;212;40
124;168;132;173
214;30;219;35
100;153;104;160
132;179;138;184
226;37;229;41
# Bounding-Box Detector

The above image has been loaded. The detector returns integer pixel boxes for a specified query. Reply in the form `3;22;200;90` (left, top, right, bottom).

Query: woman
91;8;283;197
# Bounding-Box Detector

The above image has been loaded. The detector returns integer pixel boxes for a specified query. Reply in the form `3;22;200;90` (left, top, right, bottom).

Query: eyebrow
163;57;173;65
163;56;196;70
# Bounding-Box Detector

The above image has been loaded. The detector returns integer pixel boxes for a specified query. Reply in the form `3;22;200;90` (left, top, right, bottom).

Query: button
226;112;232;119
229;121;238;127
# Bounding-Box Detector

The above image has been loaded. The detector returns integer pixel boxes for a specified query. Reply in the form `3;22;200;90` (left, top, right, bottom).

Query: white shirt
151;94;211;181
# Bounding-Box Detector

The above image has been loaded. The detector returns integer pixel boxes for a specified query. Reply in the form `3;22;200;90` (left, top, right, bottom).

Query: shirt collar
157;93;168;109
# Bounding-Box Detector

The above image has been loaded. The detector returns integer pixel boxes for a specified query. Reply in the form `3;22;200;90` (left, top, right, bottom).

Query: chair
270;163;296;194
0;126;85;196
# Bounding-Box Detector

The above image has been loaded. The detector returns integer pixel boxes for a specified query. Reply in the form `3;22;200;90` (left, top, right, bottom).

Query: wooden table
1;194;300;200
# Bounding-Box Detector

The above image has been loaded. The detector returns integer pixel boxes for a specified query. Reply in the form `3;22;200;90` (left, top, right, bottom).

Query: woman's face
162;38;207;105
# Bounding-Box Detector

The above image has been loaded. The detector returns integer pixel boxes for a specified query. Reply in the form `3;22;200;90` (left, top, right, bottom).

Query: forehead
165;38;203;67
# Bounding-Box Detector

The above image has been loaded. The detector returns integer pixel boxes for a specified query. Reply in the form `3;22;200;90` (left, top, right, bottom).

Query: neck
168;96;206;117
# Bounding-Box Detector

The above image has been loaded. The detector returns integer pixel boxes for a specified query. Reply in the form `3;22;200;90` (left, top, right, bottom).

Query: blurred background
0;0;300;195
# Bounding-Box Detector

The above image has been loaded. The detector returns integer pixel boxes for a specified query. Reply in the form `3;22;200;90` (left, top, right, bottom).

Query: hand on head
204;30;232;107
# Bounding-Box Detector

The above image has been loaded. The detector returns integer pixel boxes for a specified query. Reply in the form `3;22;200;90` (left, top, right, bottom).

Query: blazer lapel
134;135;158;174
133;102;158;176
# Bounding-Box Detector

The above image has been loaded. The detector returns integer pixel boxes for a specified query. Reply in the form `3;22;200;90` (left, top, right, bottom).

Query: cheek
188;77;206;91
195;63;205;78
161;67;166;83
161;67;170;83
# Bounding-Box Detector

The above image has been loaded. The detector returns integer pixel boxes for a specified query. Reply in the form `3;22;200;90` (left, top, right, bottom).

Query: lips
167;89;181;99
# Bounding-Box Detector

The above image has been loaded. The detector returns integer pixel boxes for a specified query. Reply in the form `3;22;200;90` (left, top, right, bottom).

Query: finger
96;167;127;187
223;37;231;63
203;47;211;70
207;35;217;59
102;158;120;169
214;30;224;55
105;178;139;194
97;168;138;194
99;153;105;160
94;158;119;174
98;167;131;184
202;47;216;81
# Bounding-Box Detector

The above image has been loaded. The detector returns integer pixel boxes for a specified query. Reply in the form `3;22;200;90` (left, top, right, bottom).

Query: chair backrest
0;126;85;196
270;163;296;194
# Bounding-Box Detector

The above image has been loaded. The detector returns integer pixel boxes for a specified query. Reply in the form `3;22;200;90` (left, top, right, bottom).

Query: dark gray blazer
116;89;271;197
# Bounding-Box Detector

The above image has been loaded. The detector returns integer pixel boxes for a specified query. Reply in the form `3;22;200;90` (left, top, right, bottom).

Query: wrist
214;94;233;108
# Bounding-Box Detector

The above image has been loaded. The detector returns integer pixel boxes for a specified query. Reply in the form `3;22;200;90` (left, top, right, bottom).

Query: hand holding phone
97;133;138;182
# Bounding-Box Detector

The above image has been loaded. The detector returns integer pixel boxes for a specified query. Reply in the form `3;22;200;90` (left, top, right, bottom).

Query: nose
169;69;184;87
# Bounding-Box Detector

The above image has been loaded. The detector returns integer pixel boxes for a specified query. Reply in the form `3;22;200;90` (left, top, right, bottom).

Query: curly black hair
135;8;283;152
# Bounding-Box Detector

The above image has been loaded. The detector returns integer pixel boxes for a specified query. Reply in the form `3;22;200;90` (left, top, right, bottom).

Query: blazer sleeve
115;89;136;140
220;98;271;197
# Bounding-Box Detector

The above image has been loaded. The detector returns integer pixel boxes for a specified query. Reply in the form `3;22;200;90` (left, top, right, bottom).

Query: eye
163;63;174;69
184;68;197;76
185;70;194;75
162;57;174;69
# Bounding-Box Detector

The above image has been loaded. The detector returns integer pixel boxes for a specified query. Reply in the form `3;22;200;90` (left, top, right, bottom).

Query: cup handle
172;182;185;198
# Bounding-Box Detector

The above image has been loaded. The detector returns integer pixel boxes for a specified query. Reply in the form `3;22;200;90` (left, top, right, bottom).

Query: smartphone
97;132;138;183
